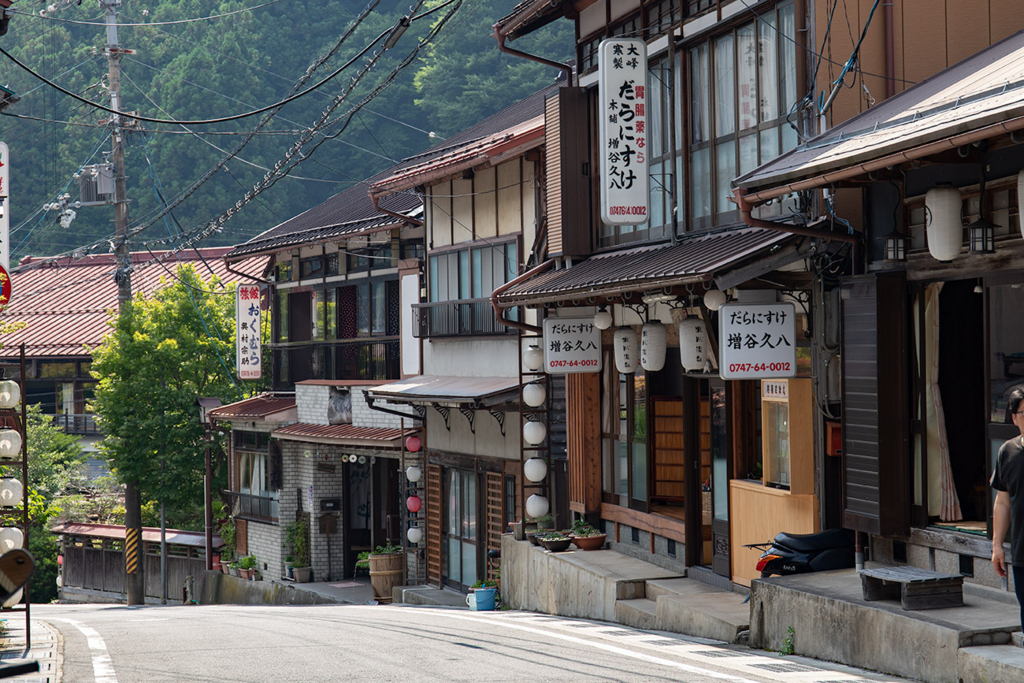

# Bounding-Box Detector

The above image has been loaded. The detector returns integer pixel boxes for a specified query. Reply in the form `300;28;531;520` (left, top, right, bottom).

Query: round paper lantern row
407;527;423;544
925;185;963;262
406;495;422;513
405;435;422;453
523;420;546;445
0;429;21;459
679;318;709;372
704;289;728;311
526;494;549;520
523;457;548;483
0;527;23;553
593;307;613;330
522;343;544;372
523;382;546;408
0;381;20;410
613;328;638;374
405;465;422;483
0;479;22;507
640;323;667;372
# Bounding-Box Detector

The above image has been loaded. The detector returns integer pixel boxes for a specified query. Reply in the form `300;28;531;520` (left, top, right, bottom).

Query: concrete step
958;644;1024;681
1014;631;1023;647
615;598;658;630
653;587;749;644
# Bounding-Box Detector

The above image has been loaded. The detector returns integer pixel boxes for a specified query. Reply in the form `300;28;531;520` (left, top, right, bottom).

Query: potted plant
570;519;607;551
218;518;235;573
467;579;500;611
367;542;403;601
531;513;555;530
537;531;572;552
285;517;312;583
283;555;295;580
354;551;370;577
238;555;258;580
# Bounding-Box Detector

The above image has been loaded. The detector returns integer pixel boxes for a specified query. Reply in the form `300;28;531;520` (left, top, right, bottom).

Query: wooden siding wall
427;159;531;250
840;273;910;537
567;372;602;514
544;88;592;257
545;93;563;256
425;464;443;587
729;480;819;587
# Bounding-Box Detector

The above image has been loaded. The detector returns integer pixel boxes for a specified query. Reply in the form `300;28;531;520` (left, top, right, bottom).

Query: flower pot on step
571;534;607;551
292;566;312;583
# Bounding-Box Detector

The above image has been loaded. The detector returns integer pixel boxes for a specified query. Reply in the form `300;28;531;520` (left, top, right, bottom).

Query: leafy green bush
372;542;402;555
239;555;258;570
284;517;310;567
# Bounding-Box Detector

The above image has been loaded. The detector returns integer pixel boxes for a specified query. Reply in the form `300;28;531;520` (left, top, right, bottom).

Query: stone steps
614;597;657;630
958;642;1024;681
614;576;749;643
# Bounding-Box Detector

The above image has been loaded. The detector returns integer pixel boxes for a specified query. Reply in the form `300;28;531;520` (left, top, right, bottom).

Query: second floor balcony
48;413;100;436
412;299;518;339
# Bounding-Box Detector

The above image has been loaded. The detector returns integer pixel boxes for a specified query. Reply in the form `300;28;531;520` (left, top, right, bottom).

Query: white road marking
54;618;118;683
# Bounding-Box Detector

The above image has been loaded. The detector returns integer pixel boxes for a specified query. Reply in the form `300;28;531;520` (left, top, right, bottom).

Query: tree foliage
89;266;247;529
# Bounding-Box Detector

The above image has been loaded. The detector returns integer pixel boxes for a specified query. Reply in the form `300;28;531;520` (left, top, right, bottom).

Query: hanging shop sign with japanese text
0;142;9;272
598;38;649;226
719;303;797;380
236;284;262;380
543;317;602;374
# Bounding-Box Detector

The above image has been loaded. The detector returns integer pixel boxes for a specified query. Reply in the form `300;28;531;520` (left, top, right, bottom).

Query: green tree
90;266;251;530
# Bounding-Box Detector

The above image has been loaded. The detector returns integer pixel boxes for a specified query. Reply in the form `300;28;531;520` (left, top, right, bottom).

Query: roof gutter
491;257;557;333
495;24;574;86
740;112;1024;205
370;193;424;227
733;188;860;245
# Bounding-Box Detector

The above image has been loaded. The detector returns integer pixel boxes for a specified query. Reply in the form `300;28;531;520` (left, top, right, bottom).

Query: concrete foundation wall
199;571;341;606
602;520;688;574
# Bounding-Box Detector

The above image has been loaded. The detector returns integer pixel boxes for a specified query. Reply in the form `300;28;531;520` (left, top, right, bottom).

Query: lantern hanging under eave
522;342;544;372
523;420;547;445
967;217;997;254
523;382;546;408
593;305;613;330
0;429;20;459
925;185;963;262
405;465;422;483
406;495;422;513
405;435;422;453
640;322;667;372
0;381;19;410
878;227;907;262
703;289;728;311
526;494;549;519
613;328;638;374
0;478;22;507
523;457;548;483
678;318;708;372
407;527;423;544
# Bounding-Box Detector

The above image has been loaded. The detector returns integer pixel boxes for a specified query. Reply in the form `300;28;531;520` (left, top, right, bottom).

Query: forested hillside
0;0;571;261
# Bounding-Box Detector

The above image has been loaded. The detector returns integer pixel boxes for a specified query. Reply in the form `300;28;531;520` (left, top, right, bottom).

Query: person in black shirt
992;388;1024;628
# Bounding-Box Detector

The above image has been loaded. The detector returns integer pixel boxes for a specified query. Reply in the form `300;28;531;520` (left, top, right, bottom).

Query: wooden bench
860;566;964;610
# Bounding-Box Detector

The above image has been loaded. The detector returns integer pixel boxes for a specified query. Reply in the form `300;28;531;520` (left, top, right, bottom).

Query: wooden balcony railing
48;413;100;435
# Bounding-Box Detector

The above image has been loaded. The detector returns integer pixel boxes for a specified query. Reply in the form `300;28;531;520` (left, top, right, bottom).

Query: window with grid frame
427;241;518;302
689;1;799;230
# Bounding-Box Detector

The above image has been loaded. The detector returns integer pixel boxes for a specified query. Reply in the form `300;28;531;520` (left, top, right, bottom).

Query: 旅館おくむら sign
236;284;262;380
719;303;797;380
543;318;602;374
598;38;648;226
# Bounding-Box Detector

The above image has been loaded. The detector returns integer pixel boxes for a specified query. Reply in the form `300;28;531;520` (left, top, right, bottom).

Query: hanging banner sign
0;142;9;272
543;317;602;374
236;284;262;380
598;38;649;226
719;303;797;380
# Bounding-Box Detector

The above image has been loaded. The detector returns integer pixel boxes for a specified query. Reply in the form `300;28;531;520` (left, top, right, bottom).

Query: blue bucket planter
467;587;497;611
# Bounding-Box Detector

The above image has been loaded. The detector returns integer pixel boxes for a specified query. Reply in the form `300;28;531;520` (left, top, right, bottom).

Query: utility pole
101;0;143;606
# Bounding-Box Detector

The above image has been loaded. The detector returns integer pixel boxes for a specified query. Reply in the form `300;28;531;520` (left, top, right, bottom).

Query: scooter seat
774;528;853;552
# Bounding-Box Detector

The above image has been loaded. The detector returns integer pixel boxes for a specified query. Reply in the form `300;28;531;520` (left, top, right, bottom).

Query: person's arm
993;490;1011;578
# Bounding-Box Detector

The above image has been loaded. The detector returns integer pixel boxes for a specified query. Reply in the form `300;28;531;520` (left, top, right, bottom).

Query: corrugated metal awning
271;423;409;447
496;227;798;307
734;30;1024;202
210;394;296;420
365;375;521;407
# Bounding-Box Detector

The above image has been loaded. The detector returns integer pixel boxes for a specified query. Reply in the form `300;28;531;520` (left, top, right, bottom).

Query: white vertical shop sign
0;142;9;271
598;38;649;225
235;284;262;380
719;303;797;380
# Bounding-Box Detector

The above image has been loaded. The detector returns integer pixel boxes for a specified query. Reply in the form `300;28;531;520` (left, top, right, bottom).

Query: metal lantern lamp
523;382;546;408
522;342;544;372
0;429;21;458
613;328;638;374
0;381;20;410
593;305;613;330
523;457;548;483
640;322;667;372
523;419;547;445
405;465;422;483
967;217;997;254
703;289;727;311
0;478;22;507
678;318;708;372
878;227;907;262
407;527;423;544
526;494;549;519
925;185;963;262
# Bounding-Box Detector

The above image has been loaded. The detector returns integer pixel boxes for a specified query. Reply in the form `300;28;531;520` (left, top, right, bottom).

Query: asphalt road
27;603;914;683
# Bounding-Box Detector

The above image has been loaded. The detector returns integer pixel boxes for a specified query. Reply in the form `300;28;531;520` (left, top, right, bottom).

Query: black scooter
745;528;855;578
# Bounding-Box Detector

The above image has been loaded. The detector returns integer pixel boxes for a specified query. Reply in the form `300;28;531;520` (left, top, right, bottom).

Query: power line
13;0;286;27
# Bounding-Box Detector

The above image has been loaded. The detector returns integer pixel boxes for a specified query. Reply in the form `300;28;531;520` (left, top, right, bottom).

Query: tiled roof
496;228;796;306
0;248;264;359
495;0;568;41
209;394;296;420
272;423;408;446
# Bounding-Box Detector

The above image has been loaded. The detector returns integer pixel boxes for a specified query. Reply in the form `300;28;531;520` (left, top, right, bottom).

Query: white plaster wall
423;338;519;378
427;409;520;461
295;384;413;430
401;272;420;377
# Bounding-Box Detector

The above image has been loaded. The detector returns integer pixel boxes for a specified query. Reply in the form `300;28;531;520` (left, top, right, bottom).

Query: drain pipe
490;258;558;334
495;25;574;86
371;192;424;227
733;188;860;245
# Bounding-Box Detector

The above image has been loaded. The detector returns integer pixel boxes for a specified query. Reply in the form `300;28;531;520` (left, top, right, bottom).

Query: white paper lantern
704;289;728;311
523;343;544;372
405;465;422;483
0;527;23;553
407;527;423;544
0;429;21;459
613;328;638;374
526;494;549;519
0;381;20;410
3;588;22;608
679;318;709;372
523;382;546;407
55;575;63;589
0;479;22;507
640;323;667;372
593;308;613;330
524;457;548;483
925;186;963;262
523;420;547;445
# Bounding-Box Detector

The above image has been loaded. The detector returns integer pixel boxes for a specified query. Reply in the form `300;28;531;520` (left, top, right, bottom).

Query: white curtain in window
758;13;778;123
926;283;962;521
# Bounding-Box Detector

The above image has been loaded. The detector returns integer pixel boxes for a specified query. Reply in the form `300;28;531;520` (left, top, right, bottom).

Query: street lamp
196;397;222;571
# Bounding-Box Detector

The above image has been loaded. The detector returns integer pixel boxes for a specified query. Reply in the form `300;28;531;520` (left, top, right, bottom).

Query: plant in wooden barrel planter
368;543;404;603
